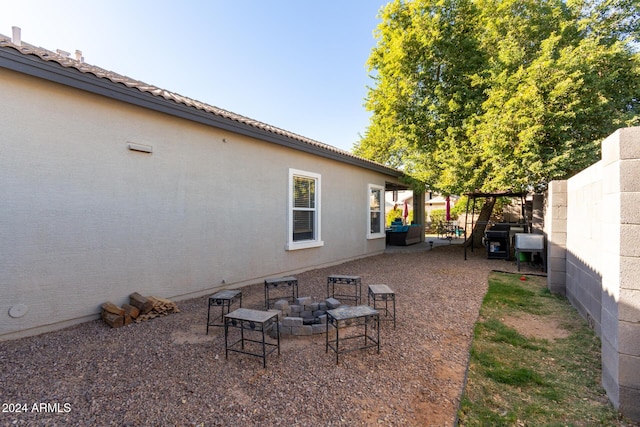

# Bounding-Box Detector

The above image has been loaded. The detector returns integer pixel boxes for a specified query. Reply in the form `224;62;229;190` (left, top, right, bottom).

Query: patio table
325;305;379;365
224;308;280;368
327;275;362;305
206;289;242;334
264;277;298;310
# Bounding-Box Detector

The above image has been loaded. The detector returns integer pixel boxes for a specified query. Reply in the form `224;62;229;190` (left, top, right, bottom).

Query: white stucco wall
0;69;399;339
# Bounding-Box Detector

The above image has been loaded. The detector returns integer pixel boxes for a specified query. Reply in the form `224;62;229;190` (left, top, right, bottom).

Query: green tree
470;0;639;191
386;206;414;226
355;0;487;193
355;0;640;193
450;195;469;218
571;0;640;44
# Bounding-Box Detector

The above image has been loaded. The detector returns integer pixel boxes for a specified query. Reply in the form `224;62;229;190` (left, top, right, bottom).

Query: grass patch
458;272;635;426
479;318;545;351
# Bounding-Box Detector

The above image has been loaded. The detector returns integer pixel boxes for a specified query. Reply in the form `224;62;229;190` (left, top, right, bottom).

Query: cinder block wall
567;161;603;335
601;127;640;420
546;127;640;421
545;181;567;295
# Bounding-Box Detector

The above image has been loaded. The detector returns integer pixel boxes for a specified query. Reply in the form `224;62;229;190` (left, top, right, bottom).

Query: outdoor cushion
387;223;422;246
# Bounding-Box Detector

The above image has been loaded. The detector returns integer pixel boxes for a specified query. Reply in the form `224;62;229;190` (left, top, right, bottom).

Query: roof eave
0;46;403;179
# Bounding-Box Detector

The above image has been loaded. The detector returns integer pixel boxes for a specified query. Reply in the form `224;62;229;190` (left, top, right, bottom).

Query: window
287;169;323;250
368;184;385;239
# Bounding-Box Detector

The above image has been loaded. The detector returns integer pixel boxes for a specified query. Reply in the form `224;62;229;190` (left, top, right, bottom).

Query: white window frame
286;168;323;251
367;184;386;239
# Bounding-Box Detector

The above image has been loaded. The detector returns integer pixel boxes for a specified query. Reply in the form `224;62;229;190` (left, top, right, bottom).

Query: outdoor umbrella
446;196;451;222
403;200;409;224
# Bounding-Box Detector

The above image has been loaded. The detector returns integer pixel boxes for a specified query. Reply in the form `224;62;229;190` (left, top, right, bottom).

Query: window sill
286;240;325;251
367;233;386;240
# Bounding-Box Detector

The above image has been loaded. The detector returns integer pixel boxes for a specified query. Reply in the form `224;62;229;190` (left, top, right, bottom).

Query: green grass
458;272;635;426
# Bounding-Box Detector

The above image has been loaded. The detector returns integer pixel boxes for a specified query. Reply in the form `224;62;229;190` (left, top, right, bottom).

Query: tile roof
0;33;403;178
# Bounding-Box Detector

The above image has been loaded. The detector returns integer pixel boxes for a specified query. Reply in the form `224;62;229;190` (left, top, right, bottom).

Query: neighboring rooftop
0;27;405;180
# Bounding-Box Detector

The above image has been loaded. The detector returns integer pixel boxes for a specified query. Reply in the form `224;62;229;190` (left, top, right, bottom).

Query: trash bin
518;252;530;262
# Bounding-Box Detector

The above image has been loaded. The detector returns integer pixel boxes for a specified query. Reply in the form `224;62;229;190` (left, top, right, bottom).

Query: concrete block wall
532;194;545;234
567;161;604;335
545;180;567;295
601;127;640;420
546;127;640;421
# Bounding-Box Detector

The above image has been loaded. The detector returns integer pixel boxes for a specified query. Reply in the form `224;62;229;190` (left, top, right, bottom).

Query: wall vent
127;142;153;153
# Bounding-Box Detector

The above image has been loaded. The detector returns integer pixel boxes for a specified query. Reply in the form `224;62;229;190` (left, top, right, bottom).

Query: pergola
463;190;528;260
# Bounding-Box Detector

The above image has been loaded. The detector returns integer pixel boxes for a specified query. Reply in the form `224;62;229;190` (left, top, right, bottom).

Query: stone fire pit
270;296;343;336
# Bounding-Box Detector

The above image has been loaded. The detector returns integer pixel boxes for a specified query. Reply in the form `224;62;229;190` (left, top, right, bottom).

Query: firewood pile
101;292;180;328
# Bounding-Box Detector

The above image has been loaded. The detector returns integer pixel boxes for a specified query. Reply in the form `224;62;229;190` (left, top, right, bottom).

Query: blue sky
1;0;388;152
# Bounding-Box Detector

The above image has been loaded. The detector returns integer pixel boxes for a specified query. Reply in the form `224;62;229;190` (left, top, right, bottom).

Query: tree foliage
386;206;414;226
354;0;640;194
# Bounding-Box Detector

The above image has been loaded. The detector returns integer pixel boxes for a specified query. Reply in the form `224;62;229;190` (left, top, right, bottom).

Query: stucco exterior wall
546;127;640;421
0;69;399;340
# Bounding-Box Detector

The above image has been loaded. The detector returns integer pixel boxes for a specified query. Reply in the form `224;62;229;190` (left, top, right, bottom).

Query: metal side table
206;289;242;335
325;305;379;365
367;284;396;329
327;275;362;305
264;277;298;310
224;308;280;368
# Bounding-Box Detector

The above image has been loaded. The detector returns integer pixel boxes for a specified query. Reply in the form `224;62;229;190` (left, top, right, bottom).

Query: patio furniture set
386;219;423;246
206;275;397;367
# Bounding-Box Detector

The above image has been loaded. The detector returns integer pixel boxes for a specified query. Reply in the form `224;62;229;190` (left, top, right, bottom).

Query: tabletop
327;305;378;321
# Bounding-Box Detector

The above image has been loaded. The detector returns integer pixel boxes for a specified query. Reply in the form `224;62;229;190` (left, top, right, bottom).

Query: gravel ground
0;243;540;426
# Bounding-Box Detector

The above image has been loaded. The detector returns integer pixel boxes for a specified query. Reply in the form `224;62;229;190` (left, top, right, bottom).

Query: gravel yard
0;243;539;426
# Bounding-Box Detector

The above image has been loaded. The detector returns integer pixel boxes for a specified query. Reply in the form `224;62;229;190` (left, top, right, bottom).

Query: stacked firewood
101;292;180;328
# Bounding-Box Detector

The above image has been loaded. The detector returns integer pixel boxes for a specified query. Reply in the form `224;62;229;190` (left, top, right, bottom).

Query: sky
0;0;389;152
